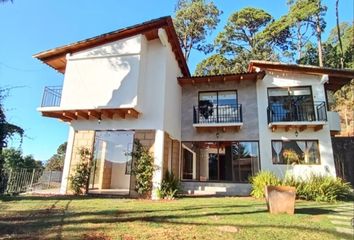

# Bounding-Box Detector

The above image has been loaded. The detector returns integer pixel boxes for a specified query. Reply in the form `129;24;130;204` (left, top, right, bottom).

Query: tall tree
287;0;327;66
196;7;291;75
194;54;232;76
45;142;67;171
0;89;24;172
173;0;221;61
1;148;42;170
335;0;344;68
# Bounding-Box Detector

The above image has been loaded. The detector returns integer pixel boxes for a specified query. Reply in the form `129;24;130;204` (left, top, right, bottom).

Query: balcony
38;86;139;122
267;101;327;132
41;86;62;107
193;104;243;132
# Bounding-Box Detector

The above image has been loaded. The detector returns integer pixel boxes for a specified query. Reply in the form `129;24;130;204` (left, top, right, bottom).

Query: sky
0;0;353;162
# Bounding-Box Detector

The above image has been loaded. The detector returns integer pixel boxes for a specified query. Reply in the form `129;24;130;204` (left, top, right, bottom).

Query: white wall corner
151;129;165;200
320;74;329;84
60;126;75;194
158;28;168;47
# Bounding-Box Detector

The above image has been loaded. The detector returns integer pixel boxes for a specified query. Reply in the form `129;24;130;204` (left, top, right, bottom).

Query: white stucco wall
60;35;142;110
56;31;183;196
163;35;182;140
67;35;182;141
256;70;336;179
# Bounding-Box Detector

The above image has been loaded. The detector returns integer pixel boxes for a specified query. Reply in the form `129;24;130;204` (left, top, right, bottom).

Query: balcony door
268;87;315;122
198;91;238;123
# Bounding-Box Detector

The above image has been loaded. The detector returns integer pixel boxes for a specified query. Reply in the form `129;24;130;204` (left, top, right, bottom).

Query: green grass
0;195;352;240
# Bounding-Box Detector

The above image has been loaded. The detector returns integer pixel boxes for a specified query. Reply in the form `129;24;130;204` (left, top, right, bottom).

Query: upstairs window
268;87;315;122
197;91;239;123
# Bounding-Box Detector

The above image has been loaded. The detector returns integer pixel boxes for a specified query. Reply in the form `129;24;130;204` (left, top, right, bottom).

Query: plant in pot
264;149;298;215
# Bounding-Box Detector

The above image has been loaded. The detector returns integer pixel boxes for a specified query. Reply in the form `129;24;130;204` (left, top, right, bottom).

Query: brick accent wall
67;130;95;192
130;130;156;197
171;140;180;179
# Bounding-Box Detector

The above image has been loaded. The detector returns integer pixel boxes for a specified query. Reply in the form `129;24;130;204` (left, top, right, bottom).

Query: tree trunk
336;0;344;68
316;1;324;67
297;21;302;61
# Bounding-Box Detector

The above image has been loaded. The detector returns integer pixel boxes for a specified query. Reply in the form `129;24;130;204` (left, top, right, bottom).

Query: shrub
157;170;180;200
284;174;352;202
250;171;281;198
69;147;92;195
131;140;155;198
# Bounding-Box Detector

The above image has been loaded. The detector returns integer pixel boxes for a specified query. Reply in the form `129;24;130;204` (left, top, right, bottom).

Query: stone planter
265;186;296;214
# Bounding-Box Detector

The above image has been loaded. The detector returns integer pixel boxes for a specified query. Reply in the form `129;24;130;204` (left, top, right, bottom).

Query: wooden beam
63;112;77;120
271;126;277;132
115;109;125;119
102;109;114;119
88;110;101;119
299;125;307;132
314;125;323;131
75;111;89;120
285;125;291;132
126;109;139;118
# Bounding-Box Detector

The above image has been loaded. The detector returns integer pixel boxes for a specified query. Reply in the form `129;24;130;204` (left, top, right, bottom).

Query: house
34;16;354;198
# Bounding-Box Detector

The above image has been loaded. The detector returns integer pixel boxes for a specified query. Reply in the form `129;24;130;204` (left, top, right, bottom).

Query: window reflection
181;141;260;183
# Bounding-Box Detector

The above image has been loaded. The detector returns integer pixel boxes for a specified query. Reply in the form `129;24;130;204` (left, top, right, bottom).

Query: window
181;141;260;183
89;131;133;193
197;91;240;123
271;140;320;165
268;87;315;122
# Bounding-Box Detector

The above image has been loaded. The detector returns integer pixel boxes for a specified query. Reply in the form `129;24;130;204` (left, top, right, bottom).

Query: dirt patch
82;232;112;240
121;234;135;240
217;226;240;233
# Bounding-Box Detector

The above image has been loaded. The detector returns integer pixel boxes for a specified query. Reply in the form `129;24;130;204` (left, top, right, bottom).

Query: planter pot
265;186;296;215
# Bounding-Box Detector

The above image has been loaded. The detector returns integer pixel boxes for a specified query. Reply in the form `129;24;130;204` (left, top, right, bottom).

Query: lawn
0;195;352;240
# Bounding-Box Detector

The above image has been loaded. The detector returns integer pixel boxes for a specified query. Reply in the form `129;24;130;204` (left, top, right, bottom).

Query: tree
173;0;221;61
197;7;291;74
1;148;42;170
0;88;24;173
45;142;67;171
335;0;344;68
194;54;233;75
287;0;327;66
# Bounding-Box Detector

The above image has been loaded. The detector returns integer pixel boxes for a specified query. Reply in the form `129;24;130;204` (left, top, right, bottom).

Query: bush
131;140;155;198
251;170;352;202
69;147;92;195
284;174;352;202
157;170;180;200
250;171;281;198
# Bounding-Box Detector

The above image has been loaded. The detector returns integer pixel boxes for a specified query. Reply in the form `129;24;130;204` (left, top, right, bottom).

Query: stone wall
130;130;156;197
67;130;95;193
171;140;180;178
181;80;259;141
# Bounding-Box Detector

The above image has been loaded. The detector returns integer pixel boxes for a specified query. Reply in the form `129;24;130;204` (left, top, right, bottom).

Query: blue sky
0;0;353;161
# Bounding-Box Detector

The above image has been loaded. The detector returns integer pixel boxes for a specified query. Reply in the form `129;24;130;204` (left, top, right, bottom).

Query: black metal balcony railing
267;101;327;123
193;104;242;124
41;86;62;107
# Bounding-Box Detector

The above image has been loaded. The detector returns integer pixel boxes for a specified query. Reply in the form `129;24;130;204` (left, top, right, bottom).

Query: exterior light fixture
295;130;299;137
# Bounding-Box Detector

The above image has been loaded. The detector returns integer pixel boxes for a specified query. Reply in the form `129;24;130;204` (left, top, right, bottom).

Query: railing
267;101;327;123
41;86;62;107
193;104;242;124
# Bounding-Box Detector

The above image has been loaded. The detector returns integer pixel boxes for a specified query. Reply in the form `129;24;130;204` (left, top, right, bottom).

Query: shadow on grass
0;196;352;240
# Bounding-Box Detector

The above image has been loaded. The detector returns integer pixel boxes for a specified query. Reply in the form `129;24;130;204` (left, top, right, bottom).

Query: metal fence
0;169;62;195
